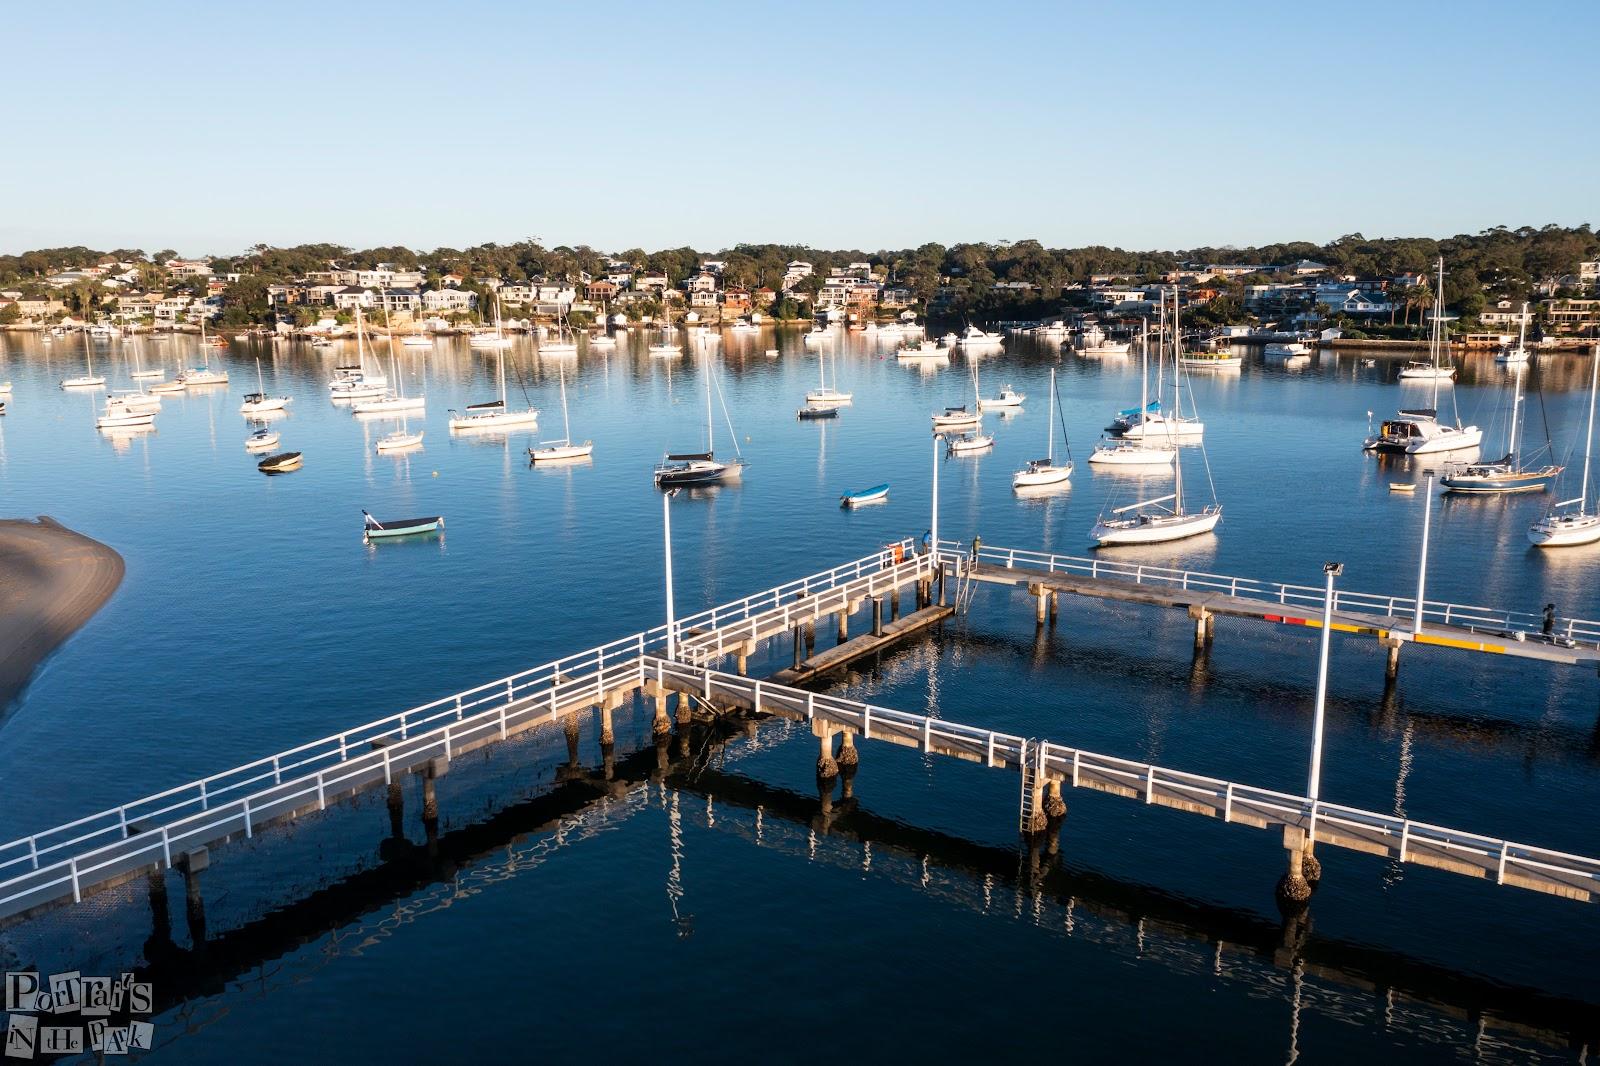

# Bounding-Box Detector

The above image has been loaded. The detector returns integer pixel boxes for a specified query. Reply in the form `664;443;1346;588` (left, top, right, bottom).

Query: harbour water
2;327;1598;1062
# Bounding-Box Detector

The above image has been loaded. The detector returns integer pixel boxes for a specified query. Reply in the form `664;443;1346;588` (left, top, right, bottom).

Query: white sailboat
469;295;515;348
805;347;852;405
1090;333;1221;546
540;307;579;357
529;363;593;462
1527;344;1600;547
932;362;985;429
240;357;292;414
1013;368;1072;487
1494;306;1531;364
653;352;743;486
1442;315;1561;493
448;346;538;430
61;334;106;388
1113;302;1203;442
375;421;424;452
648;300;680;355
1365;259;1481;454
180;318;229;385
349;309;425;414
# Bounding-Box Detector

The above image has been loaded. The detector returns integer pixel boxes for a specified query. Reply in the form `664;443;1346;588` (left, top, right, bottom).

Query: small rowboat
797;406;838;420
1389;483;1417;493
840;483;889;508
257;451;302;473
363;510;443;541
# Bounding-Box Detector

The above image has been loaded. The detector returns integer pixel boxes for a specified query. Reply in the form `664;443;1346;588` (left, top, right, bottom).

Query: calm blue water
1;327;1597;1062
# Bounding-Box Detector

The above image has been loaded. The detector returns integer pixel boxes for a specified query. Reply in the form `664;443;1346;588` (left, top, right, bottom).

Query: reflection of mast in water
1382;720;1415;888
815;417;828;486
665;787;692;937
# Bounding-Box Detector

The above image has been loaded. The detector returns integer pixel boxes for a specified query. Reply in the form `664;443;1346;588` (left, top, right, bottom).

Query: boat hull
1442;466;1560;493
1527;513;1600;547
1092;509;1221;546
529;442;594;462
1088;445;1176;466
654;459;743;487
447;410;539;431
1013;464;1072;487
257;452;302;473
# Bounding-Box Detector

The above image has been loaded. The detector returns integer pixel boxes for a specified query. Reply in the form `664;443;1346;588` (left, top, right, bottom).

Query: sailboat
375;419;424;452
805;347;851;405
648;300;680;355
1527;344;1600;547
1112;299;1203;442
1494;305;1532;364
240;357;292;414
448;346;538;430
1365;259;1481;454
540;307;579;357
932;362;984;429
1442;315;1561;493
402;317;433;348
1090;334;1221;546
180;318;229;385
61;333;107;388
328;315;388;399
350;308;425;414
469;295;515;348
95;396;156;430
529;363;593;461
653;352;744;486
129;338;165;381
1091;326;1176;469
1013;368;1072;487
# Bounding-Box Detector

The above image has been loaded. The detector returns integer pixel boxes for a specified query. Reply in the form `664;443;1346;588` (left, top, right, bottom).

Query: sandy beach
0;517;124;711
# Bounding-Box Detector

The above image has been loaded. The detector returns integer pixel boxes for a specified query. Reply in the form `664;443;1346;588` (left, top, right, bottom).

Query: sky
3;0;1596;257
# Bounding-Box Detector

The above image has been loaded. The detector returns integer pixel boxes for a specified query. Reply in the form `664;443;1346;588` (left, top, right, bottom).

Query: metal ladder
953;554;979;615
1017;739;1040;833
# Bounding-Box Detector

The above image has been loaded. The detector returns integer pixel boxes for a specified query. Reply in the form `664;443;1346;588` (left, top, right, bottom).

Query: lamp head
1323;562;1344;576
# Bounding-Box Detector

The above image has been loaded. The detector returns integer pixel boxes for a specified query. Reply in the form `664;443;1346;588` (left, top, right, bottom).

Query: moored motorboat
980;386;1025;409
840;483;889;508
245;428;280;452
798;405;838;420
257;451;303;473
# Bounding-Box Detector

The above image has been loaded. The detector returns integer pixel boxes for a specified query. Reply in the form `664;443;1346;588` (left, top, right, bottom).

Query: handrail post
28;835;39;871
273;755;281;786
1223;782;1233;822
317;772;326;811
383;746;393;785
1496;841;1509;885
243;797;253;838
118;806;128;839
70;858;80;903
199;780;208;810
1071;749;1080;787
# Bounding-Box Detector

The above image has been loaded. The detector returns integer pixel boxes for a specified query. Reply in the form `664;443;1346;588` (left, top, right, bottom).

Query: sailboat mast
1508;303;1530;457
1046;367;1055;463
1431;257;1444;414
1580;345;1598;511
705;350;714;452
559;363;571;442
1139;318;1148;418
1171;289;1185;513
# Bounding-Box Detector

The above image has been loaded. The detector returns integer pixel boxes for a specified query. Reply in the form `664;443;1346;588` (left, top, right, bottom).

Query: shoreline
0;517;124;712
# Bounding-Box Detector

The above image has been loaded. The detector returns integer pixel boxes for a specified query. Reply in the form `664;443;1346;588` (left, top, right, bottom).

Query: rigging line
710;358;742;459
1054;371;1073;463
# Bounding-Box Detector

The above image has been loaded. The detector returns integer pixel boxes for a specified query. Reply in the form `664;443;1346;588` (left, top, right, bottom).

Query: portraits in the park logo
4;971;154;1058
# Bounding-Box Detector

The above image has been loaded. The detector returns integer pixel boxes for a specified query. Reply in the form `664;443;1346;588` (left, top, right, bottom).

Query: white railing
0;540;921;919
646;657;1600;902
676;539;926;665
937;540;1600;647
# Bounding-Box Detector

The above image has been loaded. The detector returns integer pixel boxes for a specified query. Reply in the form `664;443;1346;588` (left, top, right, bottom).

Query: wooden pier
946;542;1600;678
4;537;1598;933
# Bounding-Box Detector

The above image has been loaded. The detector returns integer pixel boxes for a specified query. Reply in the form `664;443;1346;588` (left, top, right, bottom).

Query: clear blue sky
3;0;1595;256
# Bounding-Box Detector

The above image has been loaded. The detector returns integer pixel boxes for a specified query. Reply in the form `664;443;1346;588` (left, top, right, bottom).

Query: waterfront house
1315;285;1392;315
722;288;751;313
1091;287;1148;307
1480;300;1533;327
690;289;719;310
637;272;669;293
498;283;535;306
586;279;619;303
165;258;214;279
753;287;777;308
331;286;375;310
154;296;192;323
421;288;477;314
880;287;913;309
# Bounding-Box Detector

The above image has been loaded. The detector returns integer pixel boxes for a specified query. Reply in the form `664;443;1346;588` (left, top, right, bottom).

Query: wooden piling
837;608;850;643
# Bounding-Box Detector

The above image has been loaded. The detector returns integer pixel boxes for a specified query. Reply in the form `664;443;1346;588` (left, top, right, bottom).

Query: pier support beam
600;705;615;747
1031;584;1048;626
1383;636;1403;683
651;683;672;737
814;720;839;779
804;619;816;658
1049;590;1059;625
891;588;900;621
1188;605;1213;650
872;597;885;637
1044;779;1067;821
386;781;404;839
837;730;859;768
837;608;850;644
180;847;208;948
1274;827;1314;913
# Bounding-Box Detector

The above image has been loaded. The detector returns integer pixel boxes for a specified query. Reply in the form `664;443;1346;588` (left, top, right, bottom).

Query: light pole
663;488;677;660
931;435;942;603
1306;562;1343;805
1412;475;1434;638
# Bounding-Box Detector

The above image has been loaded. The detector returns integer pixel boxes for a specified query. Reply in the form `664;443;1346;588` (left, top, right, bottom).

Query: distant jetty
0;517;124;711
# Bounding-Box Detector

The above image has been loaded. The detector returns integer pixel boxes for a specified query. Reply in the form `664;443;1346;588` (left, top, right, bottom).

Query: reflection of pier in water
106;719;1597;1056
